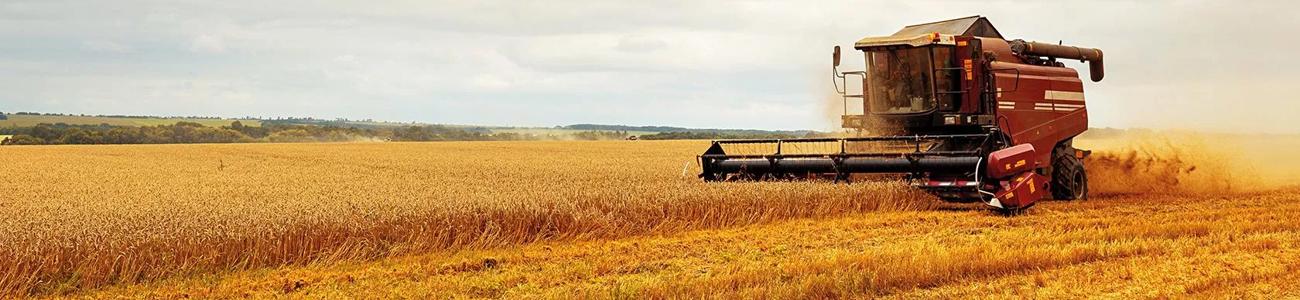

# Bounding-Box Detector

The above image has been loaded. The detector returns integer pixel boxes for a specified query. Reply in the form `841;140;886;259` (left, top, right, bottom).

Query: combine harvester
699;16;1104;211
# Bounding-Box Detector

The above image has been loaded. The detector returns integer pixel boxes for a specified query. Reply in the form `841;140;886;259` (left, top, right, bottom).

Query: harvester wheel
1051;145;1088;200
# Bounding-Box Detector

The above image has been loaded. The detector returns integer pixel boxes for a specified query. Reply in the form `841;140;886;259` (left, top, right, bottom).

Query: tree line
0;122;639;145
637;131;801;140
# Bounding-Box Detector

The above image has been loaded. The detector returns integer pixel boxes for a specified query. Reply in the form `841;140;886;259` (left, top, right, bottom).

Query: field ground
0;114;260;128
3;132;1299;298
78;189;1300;299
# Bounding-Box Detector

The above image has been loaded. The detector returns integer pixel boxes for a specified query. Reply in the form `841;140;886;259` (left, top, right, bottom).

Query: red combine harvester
699;16;1103;211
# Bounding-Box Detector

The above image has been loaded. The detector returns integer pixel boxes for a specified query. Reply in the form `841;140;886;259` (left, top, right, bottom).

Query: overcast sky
1;1;1296;133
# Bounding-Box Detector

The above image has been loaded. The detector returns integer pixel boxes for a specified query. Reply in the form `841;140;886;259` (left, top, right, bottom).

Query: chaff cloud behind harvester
700;16;1105;211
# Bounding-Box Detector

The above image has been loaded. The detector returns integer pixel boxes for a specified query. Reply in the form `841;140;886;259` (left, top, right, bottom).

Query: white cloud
0;0;1296;133
81;40;132;53
189;34;226;54
614;35;668;53
469;74;512;90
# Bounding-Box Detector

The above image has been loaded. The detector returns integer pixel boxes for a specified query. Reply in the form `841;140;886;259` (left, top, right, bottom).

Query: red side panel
986;143;1036;179
990;61;1089;169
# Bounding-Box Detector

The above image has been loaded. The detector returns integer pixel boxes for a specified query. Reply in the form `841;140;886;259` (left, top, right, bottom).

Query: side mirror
832;46;841;67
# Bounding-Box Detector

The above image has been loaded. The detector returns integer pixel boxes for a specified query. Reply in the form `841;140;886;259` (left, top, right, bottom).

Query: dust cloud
1077;129;1300;196
820;84;852;132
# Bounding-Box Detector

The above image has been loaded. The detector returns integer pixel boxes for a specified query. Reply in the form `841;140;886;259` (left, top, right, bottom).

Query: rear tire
1051;143;1088;200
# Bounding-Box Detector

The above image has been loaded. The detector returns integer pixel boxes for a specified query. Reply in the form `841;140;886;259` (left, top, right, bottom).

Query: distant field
0;115;259;127
487;127;658;136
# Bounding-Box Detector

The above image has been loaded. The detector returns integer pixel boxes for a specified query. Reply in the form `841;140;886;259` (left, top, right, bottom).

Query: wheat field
2;133;1299;298
82;189;1300;299
0;140;931;297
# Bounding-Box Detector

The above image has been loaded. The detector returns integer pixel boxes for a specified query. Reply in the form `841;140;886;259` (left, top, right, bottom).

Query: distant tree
4;135;45;145
0;118;576;145
639;131;798;140
29;124;60;142
492;132;525;141
227;121;271;138
572;130;628;140
268;129;315;143
59;128;99;144
104;127;144;144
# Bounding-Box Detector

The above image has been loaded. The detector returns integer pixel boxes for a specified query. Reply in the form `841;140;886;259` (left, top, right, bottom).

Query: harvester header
699;16;1104;211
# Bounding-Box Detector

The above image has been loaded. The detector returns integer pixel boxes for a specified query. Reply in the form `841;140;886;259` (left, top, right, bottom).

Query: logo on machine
1004;159;1027;170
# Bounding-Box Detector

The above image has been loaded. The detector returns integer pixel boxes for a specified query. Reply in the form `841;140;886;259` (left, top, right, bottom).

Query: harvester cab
700;16;1105;211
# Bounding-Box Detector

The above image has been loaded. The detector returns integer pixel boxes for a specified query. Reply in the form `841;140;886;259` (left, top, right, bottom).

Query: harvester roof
855;16;1003;48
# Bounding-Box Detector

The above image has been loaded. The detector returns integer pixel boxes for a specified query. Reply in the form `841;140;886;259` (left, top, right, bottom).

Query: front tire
1051;142;1088;200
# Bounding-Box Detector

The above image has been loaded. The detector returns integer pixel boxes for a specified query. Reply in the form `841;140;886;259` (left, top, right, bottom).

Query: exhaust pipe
1009;40;1104;82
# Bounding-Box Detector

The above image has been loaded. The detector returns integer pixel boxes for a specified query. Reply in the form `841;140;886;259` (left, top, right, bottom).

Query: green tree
3;135;44;145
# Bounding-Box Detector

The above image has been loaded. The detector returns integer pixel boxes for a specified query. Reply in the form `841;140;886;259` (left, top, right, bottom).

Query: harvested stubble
75;187;1300;299
0;141;932;296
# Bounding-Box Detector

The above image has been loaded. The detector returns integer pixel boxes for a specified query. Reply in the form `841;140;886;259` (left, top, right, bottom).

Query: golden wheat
5;132;1298;298
72;188;1300;299
0;140;931;296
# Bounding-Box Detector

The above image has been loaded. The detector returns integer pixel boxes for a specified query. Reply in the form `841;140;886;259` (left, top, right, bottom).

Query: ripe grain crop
4;132;1297;297
0;141;931;296
76;187;1300;299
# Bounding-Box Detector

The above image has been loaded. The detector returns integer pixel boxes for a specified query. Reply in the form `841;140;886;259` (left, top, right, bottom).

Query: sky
1;0;1297;133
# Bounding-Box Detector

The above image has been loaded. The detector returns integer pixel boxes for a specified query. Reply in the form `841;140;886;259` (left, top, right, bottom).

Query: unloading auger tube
1008;39;1105;82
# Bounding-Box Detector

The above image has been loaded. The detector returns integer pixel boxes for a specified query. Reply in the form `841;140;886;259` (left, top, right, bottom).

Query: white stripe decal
1000;100;1085;112
1045;90;1085;101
